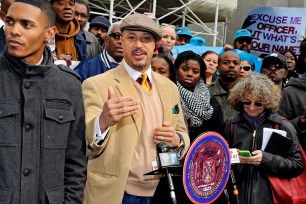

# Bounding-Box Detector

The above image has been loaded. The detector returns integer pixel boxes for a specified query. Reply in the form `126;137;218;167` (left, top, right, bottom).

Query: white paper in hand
229;148;240;164
262;128;287;150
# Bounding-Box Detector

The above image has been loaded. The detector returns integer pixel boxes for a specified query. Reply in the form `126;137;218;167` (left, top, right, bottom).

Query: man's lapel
114;64;142;136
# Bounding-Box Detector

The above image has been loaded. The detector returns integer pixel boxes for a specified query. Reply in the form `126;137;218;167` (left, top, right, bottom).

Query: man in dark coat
0;0;87;203
74;0;101;57
208;50;240;121
75;22;123;83
279;71;306;151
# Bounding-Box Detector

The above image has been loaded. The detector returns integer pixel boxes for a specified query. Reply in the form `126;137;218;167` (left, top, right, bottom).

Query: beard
239;45;251;53
96;36;104;46
133;61;148;70
221;68;239;82
130;48;149;70
223;75;238;82
80;24;86;32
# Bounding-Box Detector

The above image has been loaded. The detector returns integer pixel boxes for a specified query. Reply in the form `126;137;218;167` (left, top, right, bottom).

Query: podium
151;169;229;204
152;132;232;204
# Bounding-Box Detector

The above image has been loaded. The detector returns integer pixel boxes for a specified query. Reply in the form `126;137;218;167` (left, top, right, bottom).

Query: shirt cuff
94;113;110;145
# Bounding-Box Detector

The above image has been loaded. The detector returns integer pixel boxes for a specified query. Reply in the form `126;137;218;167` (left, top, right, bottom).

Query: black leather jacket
224;113;303;204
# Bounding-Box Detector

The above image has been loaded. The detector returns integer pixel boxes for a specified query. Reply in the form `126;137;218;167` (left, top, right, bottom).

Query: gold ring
160;136;163;141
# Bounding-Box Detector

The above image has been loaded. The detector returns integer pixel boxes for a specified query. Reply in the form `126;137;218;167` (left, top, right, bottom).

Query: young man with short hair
0;0;87;203
209;50;241;121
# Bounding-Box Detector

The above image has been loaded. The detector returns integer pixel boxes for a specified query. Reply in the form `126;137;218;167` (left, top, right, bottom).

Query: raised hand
99;87;140;132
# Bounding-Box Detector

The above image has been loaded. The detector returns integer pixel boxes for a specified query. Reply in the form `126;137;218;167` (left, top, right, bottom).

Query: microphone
156;141;180;167
156;142;178;204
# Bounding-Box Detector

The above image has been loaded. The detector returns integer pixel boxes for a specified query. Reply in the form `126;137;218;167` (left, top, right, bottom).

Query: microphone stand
164;167;177;204
156;142;178;204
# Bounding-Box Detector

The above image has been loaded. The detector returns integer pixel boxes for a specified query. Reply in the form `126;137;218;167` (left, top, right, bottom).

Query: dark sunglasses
237;38;252;45
263;63;285;70
108;32;122;40
240;66;252;71
242;101;263;107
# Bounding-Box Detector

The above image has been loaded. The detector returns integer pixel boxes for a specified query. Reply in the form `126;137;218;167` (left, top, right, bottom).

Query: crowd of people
0;0;305;203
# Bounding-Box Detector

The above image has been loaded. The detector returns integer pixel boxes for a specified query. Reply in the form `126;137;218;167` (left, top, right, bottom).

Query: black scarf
241;110;268;130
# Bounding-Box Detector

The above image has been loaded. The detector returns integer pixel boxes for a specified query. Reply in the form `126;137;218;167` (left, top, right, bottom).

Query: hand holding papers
262;128;287;150
262;128;292;157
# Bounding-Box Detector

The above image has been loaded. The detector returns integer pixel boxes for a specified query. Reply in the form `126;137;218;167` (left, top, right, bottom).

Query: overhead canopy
89;0;237;23
88;0;238;45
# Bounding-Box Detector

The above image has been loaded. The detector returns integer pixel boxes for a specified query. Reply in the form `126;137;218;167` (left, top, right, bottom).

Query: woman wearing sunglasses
224;73;303;204
239;52;254;79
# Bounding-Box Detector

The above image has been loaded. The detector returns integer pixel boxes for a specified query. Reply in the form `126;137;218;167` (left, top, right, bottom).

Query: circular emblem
183;132;230;203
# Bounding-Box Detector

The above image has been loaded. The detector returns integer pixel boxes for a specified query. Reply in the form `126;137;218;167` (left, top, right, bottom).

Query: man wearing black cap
82;13;189;204
0;0;87;203
51;0;87;66
88;15;111;47
261;53;288;90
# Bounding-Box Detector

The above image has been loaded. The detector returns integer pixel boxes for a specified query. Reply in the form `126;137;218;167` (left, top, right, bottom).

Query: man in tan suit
82;14;190;204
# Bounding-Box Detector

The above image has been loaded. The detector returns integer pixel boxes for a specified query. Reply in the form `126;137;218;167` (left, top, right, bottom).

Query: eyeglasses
108;32;122;40
160;23;176;29
242;101;263;107
237;38;252;45
240;66;252;71
263;63;285;70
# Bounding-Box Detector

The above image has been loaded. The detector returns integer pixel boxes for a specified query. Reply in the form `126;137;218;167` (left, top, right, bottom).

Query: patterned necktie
138;73;151;92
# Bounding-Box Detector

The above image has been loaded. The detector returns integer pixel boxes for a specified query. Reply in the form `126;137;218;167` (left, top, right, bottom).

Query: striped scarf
177;79;213;127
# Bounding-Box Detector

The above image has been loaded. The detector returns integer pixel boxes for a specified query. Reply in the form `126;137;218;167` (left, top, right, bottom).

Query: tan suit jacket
82;64;189;204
